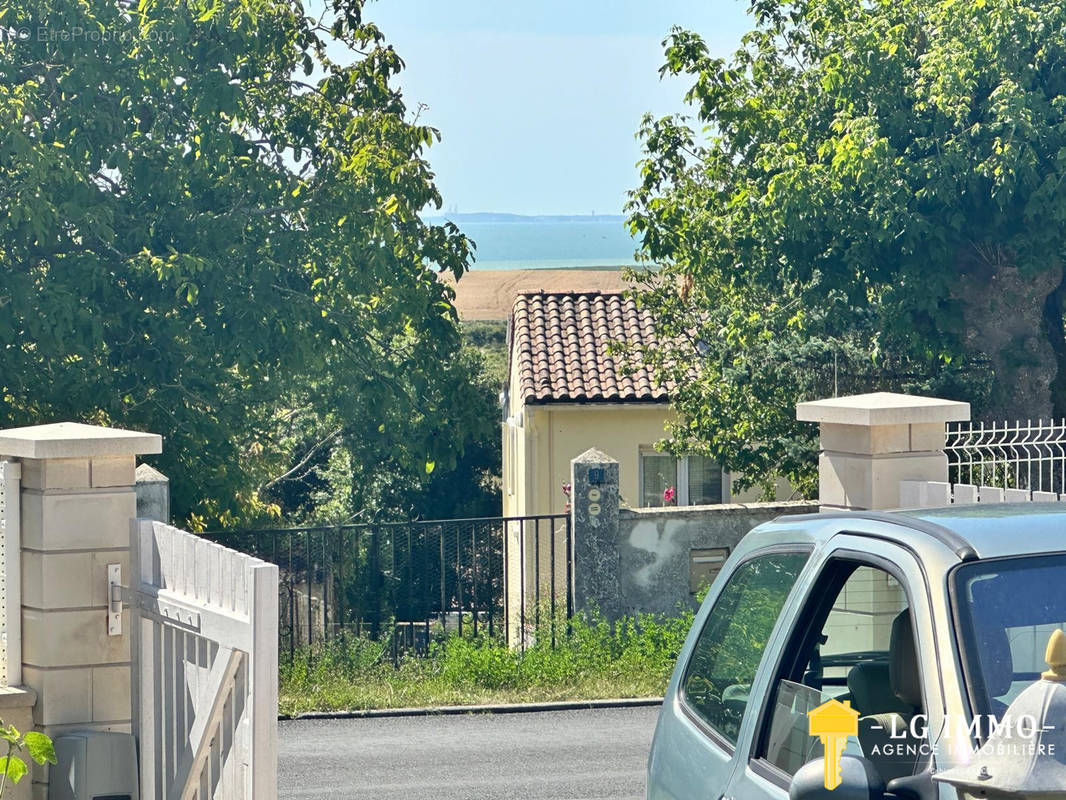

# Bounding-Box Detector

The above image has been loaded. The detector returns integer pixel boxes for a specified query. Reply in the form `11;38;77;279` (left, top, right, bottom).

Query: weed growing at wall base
278;608;695;714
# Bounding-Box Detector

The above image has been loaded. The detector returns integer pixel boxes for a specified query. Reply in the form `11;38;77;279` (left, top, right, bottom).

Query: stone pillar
796;392;970;511
135;463;170;523
0;422;161;797
570;448;622;617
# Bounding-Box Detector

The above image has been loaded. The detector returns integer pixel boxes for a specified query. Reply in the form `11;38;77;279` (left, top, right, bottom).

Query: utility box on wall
50;731;139;800
690;547;730;595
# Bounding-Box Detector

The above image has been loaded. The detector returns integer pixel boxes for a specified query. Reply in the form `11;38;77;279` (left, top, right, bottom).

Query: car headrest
975;624;1014;699
847;662;911;716
890;611;922;709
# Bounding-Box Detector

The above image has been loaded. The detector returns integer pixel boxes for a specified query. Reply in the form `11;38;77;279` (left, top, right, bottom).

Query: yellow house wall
502;351;793;518
503;403;790;517
502;356;530;518
532;404;673;515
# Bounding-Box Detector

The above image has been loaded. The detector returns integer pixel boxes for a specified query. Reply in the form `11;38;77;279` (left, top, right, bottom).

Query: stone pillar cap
135;463;169;483
797;392;971;427
0;422;163;459
573;447;618;464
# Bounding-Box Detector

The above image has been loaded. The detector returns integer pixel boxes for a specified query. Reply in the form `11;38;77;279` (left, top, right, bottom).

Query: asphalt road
278;706;659;799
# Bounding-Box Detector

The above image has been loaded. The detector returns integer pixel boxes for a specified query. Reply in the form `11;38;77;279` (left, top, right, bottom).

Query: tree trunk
1044;271;1066;420
952;253;1065;421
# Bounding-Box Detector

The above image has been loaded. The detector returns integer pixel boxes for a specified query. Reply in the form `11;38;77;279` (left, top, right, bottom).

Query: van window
758;563;924;785
681;552;809;746
952;553;1066;723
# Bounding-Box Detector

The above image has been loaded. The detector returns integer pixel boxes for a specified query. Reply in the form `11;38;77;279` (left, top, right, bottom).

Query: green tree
0;0;482;526
265;343;501;524
628;0;1066;493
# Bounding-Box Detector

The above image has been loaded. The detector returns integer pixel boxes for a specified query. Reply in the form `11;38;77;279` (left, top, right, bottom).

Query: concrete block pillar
796;392;970;510
570;448;621;616
0;422;161;796
134;463;170;523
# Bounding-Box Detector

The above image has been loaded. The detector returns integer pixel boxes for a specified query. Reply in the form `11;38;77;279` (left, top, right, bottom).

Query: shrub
279;605;698;713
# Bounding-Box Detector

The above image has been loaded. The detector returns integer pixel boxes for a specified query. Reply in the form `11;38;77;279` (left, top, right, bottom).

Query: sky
362;0;753;216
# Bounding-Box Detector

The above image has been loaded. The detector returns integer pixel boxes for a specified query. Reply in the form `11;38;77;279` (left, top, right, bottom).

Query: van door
648;550;811;800
725;538;940;800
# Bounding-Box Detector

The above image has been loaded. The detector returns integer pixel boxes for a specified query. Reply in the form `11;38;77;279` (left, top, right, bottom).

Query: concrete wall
614;501;821;617
565;447;818;621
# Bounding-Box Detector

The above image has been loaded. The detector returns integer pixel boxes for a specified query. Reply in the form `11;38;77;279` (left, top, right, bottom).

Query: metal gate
131;519;279;799
206;513;572;656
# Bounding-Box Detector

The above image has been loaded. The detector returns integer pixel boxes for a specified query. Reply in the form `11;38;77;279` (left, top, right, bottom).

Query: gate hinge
107;564;128;637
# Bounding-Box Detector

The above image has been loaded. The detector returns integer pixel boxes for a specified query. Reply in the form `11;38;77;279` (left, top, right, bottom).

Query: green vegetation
628;0;1066;495
279;609;692;715
463;320;509;388
0;0;489;529
0;723;55;795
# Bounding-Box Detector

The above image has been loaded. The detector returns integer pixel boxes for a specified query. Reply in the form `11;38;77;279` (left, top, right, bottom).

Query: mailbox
50;731;138;800
690;548;730;594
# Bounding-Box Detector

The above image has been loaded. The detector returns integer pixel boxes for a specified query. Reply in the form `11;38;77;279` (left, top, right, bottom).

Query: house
502;290;771;517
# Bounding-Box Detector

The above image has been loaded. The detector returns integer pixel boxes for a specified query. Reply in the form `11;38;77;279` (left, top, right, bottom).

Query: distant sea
425;213;640;270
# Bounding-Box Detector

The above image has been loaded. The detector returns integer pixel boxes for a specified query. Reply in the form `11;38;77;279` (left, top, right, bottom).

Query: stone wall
612;501;819;617
569;445;817;619
575;501;814;618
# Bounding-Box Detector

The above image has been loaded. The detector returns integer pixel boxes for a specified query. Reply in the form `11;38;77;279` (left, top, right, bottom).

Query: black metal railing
204;514;572;661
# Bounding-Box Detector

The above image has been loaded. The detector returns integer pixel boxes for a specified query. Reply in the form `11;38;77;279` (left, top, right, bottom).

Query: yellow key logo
808;699;859;790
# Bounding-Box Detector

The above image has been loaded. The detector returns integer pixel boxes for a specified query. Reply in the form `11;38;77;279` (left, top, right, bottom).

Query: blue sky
362;1;753;215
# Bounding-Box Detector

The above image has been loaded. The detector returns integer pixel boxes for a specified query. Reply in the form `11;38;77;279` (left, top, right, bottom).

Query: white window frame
639;448;729;507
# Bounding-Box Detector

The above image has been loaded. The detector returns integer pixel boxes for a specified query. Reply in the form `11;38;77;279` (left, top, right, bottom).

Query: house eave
520;397;672;409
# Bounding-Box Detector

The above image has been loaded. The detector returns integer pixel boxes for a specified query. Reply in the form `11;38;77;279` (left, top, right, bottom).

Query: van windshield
952;553;1066;723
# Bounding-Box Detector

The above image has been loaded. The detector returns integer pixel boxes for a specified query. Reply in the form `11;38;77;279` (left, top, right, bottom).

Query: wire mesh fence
946;419;1066;494
204;514;572;663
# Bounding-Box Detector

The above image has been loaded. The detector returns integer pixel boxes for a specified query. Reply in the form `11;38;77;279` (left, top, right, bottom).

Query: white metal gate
131;519;279;799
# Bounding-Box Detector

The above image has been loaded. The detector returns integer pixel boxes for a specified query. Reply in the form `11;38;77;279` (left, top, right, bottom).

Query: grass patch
279;609;693;714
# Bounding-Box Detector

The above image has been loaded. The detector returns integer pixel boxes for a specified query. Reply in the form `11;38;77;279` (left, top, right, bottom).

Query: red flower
663;486;676;503
562;482;572;497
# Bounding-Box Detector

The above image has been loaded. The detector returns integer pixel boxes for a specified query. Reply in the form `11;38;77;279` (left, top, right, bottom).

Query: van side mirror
789;756;884;800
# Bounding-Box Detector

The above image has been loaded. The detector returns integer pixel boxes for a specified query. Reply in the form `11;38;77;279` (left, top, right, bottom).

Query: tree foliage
628;0;1066;493
0;0;486;525
266;341;501;524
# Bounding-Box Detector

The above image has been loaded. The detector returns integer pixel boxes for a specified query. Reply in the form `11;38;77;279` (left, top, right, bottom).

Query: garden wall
613;501;818;617
569;447;817;620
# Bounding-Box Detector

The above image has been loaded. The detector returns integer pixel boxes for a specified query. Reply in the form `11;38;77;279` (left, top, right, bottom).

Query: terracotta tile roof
510;291;672;404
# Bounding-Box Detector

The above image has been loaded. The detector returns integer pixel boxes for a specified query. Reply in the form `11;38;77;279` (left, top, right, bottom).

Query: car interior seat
846;661;912;717
856;610;927;783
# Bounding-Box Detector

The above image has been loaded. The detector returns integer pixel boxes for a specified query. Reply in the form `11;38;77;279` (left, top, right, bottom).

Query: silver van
647;505;1066;800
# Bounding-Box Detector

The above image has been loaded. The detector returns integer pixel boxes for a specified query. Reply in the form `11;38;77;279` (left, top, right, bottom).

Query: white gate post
0;459;23;687
0;422;161;797
0;457;36;800
251;562;279;799
797;392;970;511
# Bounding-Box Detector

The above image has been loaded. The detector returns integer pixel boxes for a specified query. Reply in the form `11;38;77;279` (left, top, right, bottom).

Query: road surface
278;706;658;799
